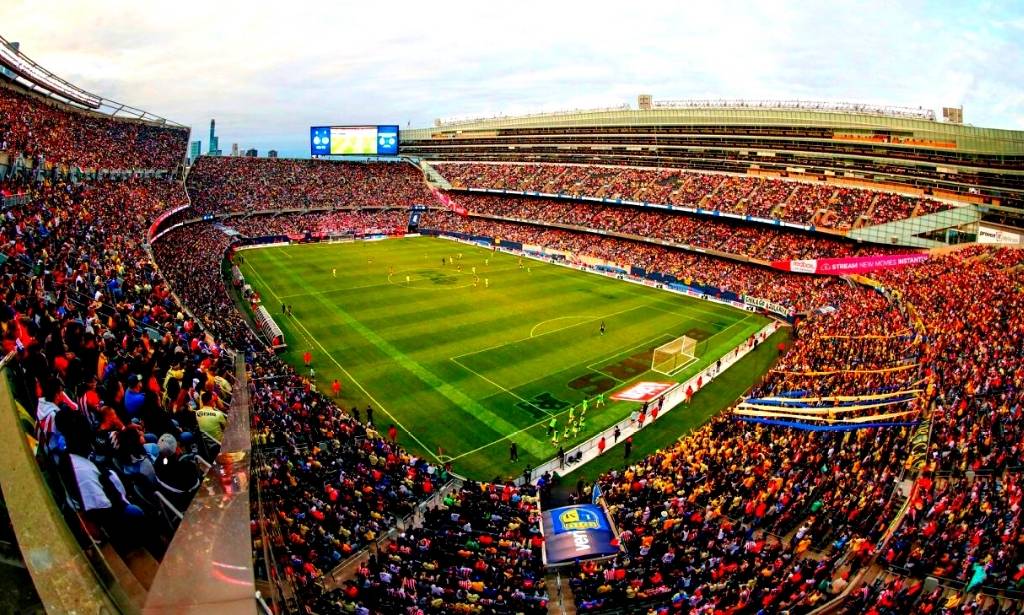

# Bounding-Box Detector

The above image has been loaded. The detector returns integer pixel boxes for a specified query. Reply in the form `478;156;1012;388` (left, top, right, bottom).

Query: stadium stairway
846;203;981;248
546;571;577;615
418;160;451;189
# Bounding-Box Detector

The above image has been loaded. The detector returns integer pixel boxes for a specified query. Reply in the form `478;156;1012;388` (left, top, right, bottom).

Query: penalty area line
448;357;555;418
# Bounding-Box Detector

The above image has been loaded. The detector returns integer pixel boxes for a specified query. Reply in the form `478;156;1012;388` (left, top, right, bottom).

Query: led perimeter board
310;125;400;156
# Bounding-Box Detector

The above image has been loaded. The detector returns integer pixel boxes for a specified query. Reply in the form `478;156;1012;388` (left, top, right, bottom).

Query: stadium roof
405;101;1024;155
0;33;186;128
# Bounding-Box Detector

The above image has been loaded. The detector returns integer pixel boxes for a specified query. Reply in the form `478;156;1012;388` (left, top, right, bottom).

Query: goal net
651;336;698;375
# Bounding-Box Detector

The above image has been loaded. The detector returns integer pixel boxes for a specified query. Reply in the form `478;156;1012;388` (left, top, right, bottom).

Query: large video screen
310;125;400;156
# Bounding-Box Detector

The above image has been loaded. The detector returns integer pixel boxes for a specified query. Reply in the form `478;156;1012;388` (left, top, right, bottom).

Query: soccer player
405;275;411;285
568;406;575;423
600;321;606;336
473;276;479;288
485;258;489;266
472;266;476;274
596;392;605;407
303;350;312;367
485;278;489;288
331;379;341;397
581;398;589;415
308;366;315;382
547;417;557;436
441;257;445;266
509;442;518;462
332;267;337;278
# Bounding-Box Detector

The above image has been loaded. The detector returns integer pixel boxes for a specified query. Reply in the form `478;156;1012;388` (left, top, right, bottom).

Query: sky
2;0;1022;158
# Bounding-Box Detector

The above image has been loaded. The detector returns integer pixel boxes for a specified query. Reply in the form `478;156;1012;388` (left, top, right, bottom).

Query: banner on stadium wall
771;253;927;275
431;187;467;216
147;204;189;241
611;381;677;402
744;295;795;318
579;254;623;270
541;504;620;566
977;225;1022;245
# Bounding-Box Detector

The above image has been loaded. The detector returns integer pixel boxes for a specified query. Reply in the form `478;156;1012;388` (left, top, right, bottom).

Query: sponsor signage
978;225;1022;245
541;504;620;566
610;381;676;402
772;253;928;275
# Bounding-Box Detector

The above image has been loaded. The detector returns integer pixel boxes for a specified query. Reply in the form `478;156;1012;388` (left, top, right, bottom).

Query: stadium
1;12;1024;615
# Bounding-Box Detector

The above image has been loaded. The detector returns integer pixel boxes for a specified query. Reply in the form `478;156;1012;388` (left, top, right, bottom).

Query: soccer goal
651;335;698;375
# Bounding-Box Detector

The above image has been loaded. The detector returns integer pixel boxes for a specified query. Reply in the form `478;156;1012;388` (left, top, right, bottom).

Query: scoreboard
310;125;399;156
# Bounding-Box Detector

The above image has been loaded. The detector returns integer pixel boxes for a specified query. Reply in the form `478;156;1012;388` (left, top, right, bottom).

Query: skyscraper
231;143;239;157
268;150;278;159
208;120;220;156
189;140;202;163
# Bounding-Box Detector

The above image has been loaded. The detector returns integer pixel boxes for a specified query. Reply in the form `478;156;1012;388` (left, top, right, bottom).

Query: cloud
1;0;1022;157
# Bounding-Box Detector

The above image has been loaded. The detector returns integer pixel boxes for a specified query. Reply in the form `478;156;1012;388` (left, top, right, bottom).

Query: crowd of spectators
313;481;547;614
248;353;445;595
427;211;850;313
569;287;915;613
0;82;188;170
451;193;904;262
227;208;410;239
844;247;1024;600
0;175;221;562
147;212;453;600
186;157;435;214
843;572;1008;614
436;163;955;229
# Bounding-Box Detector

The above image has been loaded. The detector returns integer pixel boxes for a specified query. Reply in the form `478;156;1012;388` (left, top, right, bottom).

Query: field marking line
529;315;591;338
242;258;443;463
450;303;649;362
257;246;563;461
444;408;567;463
583;332;678;375
654;355;700;377
449;314;761;462
448;357;555;418
645;296;745;322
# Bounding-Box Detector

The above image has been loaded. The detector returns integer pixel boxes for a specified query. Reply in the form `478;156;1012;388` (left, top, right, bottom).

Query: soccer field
238;236;770;480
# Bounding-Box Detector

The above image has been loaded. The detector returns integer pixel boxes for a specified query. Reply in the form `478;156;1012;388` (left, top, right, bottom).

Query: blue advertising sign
541;504;619;566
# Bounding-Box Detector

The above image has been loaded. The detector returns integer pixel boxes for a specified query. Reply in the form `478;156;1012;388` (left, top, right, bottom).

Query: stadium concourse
2;58;1024;615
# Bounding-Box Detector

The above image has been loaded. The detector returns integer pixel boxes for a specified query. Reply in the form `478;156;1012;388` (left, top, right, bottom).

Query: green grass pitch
238;236;770;480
